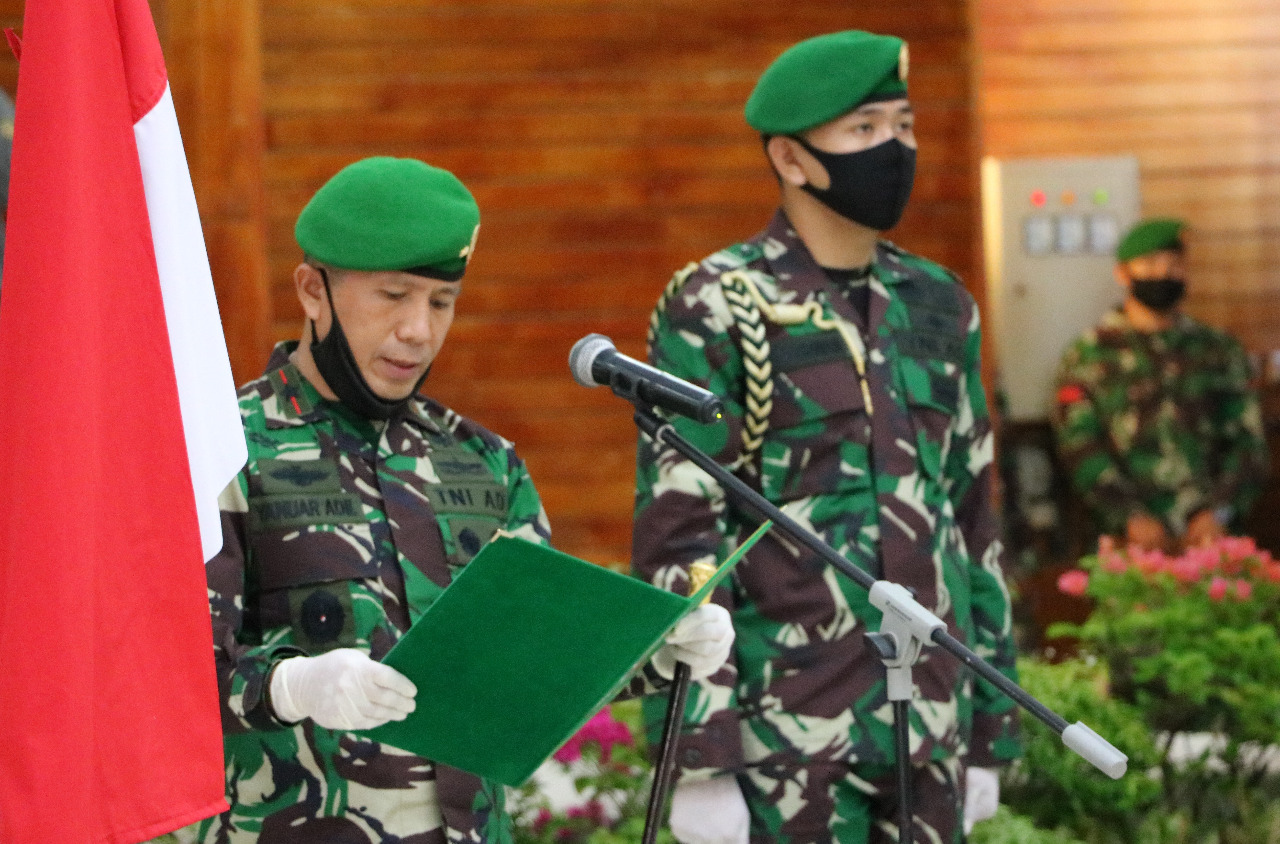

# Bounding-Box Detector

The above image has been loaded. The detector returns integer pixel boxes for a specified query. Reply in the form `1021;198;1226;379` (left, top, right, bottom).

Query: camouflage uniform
633;212;1021;844
1052;308;1269;537
181;342;552;844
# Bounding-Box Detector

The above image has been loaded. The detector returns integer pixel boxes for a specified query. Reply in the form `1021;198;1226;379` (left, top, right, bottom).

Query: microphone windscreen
569;333;615;388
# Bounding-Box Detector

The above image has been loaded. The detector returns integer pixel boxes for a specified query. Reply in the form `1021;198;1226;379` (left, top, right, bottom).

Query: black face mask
309;268;430;420
792;136;916;231
1130;277;1186;312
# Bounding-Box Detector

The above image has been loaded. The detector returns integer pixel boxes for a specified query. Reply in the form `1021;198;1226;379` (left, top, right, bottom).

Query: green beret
745;31;909;135
295;157;480;280
1116;217;1186;262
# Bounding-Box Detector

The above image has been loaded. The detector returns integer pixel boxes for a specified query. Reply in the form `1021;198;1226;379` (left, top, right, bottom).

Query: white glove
269;648;417;731
963;766;1000;833
669;776;750;844
653;604;735;681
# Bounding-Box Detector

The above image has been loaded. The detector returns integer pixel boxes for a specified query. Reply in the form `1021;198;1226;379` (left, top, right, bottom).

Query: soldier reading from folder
177;157;735;844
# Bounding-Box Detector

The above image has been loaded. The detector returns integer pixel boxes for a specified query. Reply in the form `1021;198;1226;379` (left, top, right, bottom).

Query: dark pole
641;560;716;844
894;699;912;844
641;662;693;844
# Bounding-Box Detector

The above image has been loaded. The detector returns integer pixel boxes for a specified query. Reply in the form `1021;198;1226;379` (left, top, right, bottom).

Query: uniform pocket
438;513;504;570
249;458;377;653
760;330;872;503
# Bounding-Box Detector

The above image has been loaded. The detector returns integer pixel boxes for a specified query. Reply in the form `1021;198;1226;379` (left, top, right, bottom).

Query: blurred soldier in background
1053;217;1269;552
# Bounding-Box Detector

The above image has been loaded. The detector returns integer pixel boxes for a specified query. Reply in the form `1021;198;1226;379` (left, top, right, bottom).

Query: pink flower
1170;558;1204;584
567;801;607;825
1103;552;1131;574
1098;535;1117;555
1234;579;1253;601
1208;577;1230;602
1183;546;1219;575
1218;536;1257;563
553;708;634;763
1131;549;1165;575
1058;569;1090;597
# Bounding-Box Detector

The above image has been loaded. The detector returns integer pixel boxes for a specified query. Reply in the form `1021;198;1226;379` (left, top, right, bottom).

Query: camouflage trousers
740;757;963;844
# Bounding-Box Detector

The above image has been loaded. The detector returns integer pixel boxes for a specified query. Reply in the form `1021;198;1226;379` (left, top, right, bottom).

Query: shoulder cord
717;270;773;476
648;265;874;477
719;269;876;460
645;262;772;476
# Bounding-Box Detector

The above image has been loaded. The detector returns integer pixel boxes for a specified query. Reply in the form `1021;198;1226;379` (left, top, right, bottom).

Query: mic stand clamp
864;582;945;844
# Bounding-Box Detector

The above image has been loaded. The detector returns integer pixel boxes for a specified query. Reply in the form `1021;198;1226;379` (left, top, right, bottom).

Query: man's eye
383;290;407;301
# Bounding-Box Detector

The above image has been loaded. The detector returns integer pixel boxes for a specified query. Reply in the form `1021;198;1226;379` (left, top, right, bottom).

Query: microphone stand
641;562;714;844
629;404;1127;842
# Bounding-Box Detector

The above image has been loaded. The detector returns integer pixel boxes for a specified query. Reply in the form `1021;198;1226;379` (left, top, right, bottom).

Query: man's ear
294;262;326;322
766;136;811;188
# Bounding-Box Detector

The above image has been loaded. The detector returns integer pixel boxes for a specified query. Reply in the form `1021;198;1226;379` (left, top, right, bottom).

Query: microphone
569;334;725;424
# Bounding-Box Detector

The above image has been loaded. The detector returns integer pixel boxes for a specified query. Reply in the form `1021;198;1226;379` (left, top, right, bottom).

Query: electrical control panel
981;155;1141;421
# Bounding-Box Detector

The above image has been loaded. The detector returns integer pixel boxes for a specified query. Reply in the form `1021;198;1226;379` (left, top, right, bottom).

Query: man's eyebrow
854;103;914;116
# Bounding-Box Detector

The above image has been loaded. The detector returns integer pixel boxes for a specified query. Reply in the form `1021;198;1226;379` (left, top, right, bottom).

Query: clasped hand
270;648;417;731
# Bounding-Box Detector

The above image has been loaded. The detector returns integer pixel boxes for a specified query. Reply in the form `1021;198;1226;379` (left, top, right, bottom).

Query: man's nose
397;299;434;344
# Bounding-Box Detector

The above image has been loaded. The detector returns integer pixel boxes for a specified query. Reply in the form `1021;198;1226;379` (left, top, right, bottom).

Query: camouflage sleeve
1204;338;1270;521
632;271;748;779
206;473;306;735
946;301;1022;765
1050;340;1145;535
496;442;553;547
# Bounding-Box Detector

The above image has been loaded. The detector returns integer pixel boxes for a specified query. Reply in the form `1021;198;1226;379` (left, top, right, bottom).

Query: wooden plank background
972;0;1280;558
1;0;1275;565
973;0;1280;354
0;0;970;566
253;0;980;565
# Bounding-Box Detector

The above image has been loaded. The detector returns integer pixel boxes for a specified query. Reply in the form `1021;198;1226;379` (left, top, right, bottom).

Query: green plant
1053;536;1280;744
969;805;1085;844
1042;536;1280;842
998;656;1163;843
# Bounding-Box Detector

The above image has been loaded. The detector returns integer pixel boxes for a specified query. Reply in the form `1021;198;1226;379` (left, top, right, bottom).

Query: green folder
358;521;770;786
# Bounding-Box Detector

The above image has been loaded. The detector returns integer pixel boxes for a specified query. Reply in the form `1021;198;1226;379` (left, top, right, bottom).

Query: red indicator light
1031;190;1047;208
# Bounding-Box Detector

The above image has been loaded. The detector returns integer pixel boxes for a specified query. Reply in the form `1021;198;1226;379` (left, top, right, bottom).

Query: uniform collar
261;340;441;434
758;209;901;300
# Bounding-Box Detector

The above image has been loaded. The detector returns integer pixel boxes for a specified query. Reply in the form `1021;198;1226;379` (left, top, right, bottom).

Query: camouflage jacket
632;211;1021;779
1052;309;1269;536
186;342;552;844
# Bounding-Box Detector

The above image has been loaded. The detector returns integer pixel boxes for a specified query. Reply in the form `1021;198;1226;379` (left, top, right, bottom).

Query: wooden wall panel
157;0;272;386
973;0;1280;353
258;0;981;565
0;1;269;385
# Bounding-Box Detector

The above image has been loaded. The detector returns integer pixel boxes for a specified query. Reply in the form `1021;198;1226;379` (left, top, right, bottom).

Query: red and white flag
0;0;245;840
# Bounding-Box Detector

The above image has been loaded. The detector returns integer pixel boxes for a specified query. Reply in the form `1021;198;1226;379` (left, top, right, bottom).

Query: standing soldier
632;31;1021;844
181;157;734;844
1052;217;1270;552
